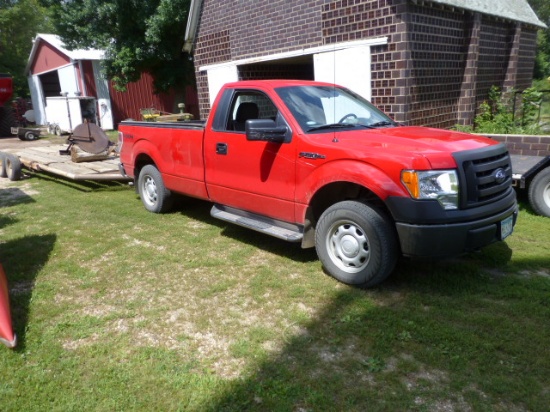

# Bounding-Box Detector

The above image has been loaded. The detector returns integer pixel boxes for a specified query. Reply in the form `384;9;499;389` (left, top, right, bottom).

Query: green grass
0;167;549;411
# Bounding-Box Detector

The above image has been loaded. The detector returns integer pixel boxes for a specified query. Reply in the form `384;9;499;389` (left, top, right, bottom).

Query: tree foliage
0;0;53;96
528;0;550;78
45;0;193;92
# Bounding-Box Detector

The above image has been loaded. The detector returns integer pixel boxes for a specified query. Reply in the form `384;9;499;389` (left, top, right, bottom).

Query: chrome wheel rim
326;219;370;273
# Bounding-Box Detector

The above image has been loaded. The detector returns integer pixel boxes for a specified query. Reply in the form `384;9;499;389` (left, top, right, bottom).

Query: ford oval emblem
494;168;506;184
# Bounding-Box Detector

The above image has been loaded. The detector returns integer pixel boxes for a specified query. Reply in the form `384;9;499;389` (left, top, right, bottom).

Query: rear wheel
137;164;173;213
528;168;550;218
315;200;398;287
5;153;22;181
23;130;39;141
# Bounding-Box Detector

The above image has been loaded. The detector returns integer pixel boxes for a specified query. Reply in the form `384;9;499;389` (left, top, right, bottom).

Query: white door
92;61;114;130
314;46;372;100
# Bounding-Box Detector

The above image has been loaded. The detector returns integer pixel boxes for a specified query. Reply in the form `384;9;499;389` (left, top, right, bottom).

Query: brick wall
323;0;406;119
194;0;324;118
404;3;466;128
485;134;550;157
192;0;539;127
517;28;538;90
475;18;513;114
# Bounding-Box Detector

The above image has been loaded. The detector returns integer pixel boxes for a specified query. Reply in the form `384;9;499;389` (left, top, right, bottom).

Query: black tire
5;153;22;181
23;131;39;141
315;200;398;287
0;152;7;178
528;167;550;218
137;164;173;213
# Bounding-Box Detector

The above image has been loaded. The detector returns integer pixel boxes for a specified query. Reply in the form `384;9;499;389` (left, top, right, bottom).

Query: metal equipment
59;121;111;155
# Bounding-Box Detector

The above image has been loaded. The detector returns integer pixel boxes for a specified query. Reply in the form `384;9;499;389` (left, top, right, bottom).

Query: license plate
500;215;514;240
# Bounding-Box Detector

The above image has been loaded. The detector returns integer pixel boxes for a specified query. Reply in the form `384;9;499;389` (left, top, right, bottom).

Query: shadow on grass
170;195;318;264
0;187;36;208
203;241;549;411
168;195;520;276
0;234;56;350
26;171;130;193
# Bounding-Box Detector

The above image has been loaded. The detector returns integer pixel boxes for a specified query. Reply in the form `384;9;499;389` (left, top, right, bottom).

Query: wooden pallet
2;145;130;181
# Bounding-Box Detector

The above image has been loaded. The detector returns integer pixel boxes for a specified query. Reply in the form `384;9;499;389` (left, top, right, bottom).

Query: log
70;145;110;163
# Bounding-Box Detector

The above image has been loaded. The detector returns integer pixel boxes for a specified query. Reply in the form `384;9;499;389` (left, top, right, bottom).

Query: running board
211;204;303;242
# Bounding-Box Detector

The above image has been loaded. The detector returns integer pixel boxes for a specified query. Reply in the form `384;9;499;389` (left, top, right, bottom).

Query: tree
0;0;53;97
528;0;550;78
45;0;194;93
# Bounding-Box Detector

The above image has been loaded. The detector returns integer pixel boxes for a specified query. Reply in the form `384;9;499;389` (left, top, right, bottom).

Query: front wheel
137;165;173;213
315;201;398;287
528;168;550;218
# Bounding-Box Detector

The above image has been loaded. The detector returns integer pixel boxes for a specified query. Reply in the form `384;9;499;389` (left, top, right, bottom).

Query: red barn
25;34;197;129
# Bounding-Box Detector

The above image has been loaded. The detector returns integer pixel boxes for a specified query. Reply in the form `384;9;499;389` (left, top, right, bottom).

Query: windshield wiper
307;123;357;132
307;121;397;132
367;120;397;128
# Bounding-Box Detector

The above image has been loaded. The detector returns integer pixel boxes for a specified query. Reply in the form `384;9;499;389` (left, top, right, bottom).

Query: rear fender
130;138;169;177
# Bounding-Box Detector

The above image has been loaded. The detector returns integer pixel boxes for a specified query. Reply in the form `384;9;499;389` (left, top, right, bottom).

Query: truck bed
119;120;206;130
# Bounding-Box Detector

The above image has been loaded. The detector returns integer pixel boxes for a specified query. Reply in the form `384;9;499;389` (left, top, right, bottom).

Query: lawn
0;162;549;411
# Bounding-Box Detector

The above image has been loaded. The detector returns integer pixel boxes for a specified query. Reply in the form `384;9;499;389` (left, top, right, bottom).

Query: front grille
453;144;513;209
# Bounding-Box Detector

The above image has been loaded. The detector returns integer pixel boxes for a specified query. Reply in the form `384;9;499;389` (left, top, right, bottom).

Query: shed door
93;61;114;130
314;46;372;101
58;65;79;96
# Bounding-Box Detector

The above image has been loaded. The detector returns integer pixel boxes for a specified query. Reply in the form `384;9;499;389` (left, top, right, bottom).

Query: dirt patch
0;136;51;151
0;180;39;203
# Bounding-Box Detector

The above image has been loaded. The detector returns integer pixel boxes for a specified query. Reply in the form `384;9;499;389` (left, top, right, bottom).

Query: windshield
275;85;396;132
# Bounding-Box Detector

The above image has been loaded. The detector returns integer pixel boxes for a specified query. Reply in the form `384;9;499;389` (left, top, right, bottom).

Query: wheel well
134;153;156;178
302;182;390;248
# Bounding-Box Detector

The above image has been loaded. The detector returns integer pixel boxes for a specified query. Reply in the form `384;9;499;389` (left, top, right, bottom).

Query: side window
225;91;279;132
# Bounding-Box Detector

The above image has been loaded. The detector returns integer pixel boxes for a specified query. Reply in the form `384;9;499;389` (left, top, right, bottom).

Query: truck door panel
204;90;296;223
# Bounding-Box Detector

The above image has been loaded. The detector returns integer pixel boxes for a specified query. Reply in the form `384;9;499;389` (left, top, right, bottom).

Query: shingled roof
429;0;546;27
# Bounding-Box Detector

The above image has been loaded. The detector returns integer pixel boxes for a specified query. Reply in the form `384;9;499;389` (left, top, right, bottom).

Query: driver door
204;89;296;223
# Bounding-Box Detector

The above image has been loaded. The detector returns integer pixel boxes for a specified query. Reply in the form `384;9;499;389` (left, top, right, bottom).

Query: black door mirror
245;119;289;143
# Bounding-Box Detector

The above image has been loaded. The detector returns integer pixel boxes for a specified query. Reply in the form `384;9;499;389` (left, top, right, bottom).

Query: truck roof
222;79;341;89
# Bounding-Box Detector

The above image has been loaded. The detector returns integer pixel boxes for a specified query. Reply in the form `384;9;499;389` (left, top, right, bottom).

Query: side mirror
245;119;288;143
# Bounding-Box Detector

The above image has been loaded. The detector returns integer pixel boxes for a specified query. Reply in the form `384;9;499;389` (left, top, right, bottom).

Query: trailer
10;126;45;141
0;123;129;182
511;154;550;218
45;96;98;135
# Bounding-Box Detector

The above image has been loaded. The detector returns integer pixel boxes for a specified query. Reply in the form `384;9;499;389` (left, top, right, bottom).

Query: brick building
183;0;545;129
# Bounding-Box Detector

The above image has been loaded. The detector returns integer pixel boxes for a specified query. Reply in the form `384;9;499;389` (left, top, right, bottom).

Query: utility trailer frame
511;154;550;218
1;145;130;181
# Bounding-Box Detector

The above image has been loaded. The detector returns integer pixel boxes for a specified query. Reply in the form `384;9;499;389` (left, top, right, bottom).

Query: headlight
401;170;459;210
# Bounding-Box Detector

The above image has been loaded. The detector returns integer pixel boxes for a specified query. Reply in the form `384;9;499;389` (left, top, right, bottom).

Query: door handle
216;142;228;155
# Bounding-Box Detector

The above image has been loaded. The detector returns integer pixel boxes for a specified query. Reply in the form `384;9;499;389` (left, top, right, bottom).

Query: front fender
296;159;409;206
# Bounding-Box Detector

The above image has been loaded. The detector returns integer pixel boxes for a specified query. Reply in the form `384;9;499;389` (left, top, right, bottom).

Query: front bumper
388;197;518;258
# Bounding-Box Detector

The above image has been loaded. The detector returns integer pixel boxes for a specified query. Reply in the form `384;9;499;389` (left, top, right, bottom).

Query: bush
455;86;544;135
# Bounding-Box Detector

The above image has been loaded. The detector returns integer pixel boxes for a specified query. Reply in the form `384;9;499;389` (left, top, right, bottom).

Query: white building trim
199;38;388;104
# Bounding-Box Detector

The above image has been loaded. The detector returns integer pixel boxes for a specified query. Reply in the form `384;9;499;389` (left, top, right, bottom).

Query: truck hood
328;125;499;169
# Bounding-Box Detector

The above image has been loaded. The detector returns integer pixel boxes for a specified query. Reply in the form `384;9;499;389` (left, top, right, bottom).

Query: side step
211;204;303;242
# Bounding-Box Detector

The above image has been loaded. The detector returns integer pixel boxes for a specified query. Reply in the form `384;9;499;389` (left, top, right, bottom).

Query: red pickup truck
118;80;518;287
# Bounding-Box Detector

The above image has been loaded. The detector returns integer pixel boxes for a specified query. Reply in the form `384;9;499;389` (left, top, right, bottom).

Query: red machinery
0;74;14;137
0;263;16;348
